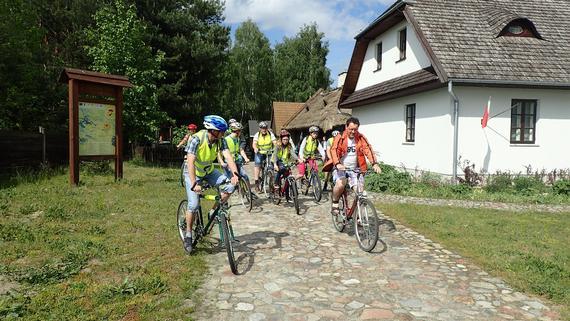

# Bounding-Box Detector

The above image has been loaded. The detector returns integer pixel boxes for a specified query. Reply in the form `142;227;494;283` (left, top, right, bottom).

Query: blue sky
223;0;393;87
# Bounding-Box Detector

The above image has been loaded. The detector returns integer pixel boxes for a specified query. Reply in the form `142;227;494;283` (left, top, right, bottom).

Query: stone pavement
190;188;560;321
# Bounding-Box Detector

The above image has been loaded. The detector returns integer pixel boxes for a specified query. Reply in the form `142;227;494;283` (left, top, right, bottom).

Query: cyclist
219;121;250;182
176;123;198;149
323;130;340;190
271;129;298;190
225;118;238;136
183;115;239;254
297;125;325;180
252;121;277;191
327;117;381;216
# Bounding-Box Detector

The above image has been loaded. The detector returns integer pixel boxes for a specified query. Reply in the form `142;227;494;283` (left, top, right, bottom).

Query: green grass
0;163;206;320
378;203;570;320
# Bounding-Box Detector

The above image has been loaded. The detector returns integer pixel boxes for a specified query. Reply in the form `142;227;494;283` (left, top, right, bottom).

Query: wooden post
115;87;124;180
69;79;79;185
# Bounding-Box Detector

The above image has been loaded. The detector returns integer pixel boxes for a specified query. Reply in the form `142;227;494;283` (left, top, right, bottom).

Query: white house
339;0;570;179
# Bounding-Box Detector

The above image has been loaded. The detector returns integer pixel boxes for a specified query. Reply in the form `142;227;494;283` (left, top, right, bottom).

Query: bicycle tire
272;182;281;205
263;169;273;198
331;194;346;232
238;177;253;212
354;198;379;252
288;177;300;215
177;200;188;241
219;212;238;274
311;172;322;203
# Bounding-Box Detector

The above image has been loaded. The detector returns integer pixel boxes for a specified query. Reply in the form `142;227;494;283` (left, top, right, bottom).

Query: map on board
78;102;116;156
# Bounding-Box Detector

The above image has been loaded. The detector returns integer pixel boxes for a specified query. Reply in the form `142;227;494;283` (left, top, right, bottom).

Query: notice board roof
59;68;133;88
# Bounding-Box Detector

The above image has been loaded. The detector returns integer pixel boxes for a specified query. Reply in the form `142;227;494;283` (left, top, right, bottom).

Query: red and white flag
481;96;491;128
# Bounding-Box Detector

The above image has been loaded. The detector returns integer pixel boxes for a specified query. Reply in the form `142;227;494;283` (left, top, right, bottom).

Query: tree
221;20;274;123
135;0;230;125
274;23;331;102
86;0;169;144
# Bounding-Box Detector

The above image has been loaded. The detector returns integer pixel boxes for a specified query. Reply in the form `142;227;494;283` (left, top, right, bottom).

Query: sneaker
183;236;193;254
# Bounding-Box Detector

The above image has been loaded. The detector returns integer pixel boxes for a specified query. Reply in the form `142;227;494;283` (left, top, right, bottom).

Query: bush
448;183;473;195
484;173;513;193
552;179;570;196
82;161;113;176
419;171;443;188
513;176;546;196
366;164;412;193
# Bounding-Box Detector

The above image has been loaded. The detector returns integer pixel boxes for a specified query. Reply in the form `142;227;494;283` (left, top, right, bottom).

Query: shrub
365;164;412;193
552;179;570;195
419;171;443;188
513;176;546;196
82;161;113;175
485;173;513;193
449;183;473;196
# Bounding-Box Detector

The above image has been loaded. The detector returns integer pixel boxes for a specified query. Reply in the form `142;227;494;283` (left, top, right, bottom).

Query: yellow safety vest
193;130;219;177
225;136;240;159
277;145;290;162
257;133;273;154
304;136;318;157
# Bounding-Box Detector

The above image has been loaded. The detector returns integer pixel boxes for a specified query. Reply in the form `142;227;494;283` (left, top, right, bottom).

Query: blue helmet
203;115;228;132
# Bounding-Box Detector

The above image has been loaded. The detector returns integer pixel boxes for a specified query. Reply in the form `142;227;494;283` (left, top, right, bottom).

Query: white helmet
230;122;243;131
332;130;340;137
309;126;319;133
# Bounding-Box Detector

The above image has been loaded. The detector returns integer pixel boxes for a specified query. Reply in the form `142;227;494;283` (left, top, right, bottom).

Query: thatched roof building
284;88;351;133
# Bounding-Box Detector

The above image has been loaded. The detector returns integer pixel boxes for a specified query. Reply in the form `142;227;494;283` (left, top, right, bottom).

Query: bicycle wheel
219;212;238;274
177;200;188;241
331;194;346;232
263;169;273;198
288;177;300;215
311;172;322;203
237;177;253;212
354;198;379;252
272;182;281;205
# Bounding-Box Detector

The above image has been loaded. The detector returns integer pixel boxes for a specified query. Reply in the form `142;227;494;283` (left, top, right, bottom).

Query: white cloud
223;0;393;41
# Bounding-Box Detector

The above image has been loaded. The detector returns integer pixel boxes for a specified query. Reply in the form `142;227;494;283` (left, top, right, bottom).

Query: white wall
455;86;570;174
353;88;453;174
355;20;432;91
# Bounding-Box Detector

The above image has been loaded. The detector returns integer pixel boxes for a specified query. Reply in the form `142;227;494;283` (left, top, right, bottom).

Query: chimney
337;71;347;88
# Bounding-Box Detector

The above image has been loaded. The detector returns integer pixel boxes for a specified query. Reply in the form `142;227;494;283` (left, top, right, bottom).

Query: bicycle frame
341;171;367;219
194;189;235;243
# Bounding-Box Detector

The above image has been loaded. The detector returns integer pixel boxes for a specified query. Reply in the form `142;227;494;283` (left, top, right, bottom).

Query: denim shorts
254;152;269;166
183;169;235;212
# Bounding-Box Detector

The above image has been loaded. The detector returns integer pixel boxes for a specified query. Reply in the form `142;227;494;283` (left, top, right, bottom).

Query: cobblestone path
190;187;560;321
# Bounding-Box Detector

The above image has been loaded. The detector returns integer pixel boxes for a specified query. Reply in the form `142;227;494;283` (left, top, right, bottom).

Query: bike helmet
259;121;268;129
203;115;228;132
331;130;340;137
309;125;319;133
280;129;290;137
187;123;197;130
230;121;243;131
228;118;237;124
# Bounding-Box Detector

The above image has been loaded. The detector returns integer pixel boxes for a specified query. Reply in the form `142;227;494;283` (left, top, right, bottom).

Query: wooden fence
0;131;68;171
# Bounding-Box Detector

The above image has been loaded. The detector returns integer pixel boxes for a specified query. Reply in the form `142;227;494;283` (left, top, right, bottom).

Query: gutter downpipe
448;80;459;183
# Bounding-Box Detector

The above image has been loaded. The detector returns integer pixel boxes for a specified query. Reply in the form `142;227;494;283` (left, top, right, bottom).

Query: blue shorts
254;152;270;166
223;163;249;182
183;169;235;212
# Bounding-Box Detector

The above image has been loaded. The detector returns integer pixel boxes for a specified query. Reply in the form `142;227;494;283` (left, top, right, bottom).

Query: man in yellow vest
252;121;276;191
182;115;239;254
219;121;250;182
298;125;326;179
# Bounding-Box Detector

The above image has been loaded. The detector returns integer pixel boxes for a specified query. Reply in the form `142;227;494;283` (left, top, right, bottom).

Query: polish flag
481;97;491;128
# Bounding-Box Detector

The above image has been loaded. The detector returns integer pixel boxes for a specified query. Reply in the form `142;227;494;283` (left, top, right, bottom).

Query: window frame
510;99;537;144
375;42;382;71
397;28;407;62
405;103;416;143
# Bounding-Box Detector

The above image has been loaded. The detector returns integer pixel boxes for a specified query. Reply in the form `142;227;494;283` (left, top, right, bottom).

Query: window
405;103;415;142
499;19;543;39
398;28;407;61
376;42;382;70
510;99;537;144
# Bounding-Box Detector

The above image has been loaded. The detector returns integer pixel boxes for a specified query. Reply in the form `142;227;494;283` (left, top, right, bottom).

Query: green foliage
513;176;546;195
419;171;444;188
221;20;275;122
553;179;570;196
81;161;114;176
448;183;473;195
365;163;412;193
274;23;331;102
484;173;513;193
85;0;169;143
99;275;167;301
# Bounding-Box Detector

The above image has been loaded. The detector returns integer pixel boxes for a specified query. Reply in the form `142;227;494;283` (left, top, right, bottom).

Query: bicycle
270;163;300;215
176;180;238;274
234;164;253;212
330;169;379;252
256;151;274;198
301;157;323;203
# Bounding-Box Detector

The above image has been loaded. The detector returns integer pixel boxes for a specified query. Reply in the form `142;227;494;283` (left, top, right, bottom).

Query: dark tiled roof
341;67;439;107
409;0;570;83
